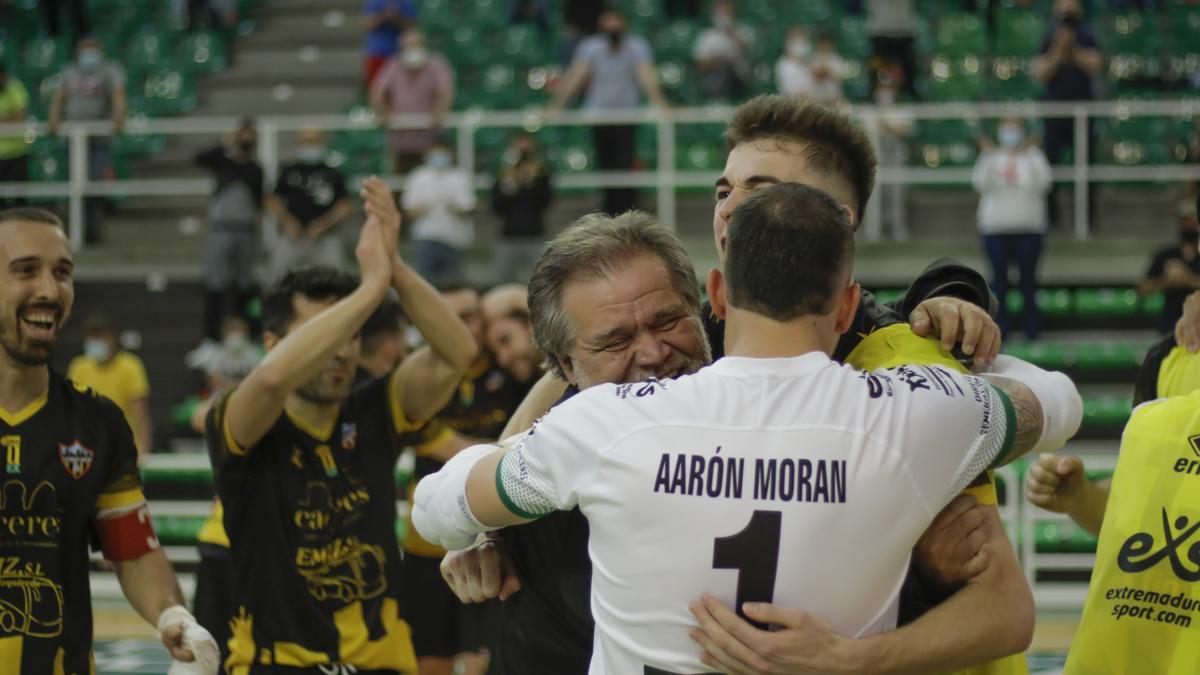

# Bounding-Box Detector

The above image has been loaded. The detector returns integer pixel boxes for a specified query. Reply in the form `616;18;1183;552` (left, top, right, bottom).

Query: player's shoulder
56;371;125;421
1128;389;1200;427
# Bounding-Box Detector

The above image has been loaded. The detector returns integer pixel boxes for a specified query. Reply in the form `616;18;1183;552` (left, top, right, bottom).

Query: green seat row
1035;520;1098;554
1003;341;1149;372
140;459;414;488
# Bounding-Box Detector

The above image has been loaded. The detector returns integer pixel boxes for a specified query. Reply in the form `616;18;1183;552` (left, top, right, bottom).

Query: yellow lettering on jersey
334;598;417;671
315;444;337;477
224;607;256;673
2;435;19;474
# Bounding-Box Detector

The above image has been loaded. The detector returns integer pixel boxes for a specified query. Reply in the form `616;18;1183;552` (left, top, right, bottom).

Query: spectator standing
875;71;912;239
551;9;668;216
866;0;919;100
403;139;476;286
362;0;417;88
692;0;752;102
370;29;455;175
491;133;552;283
775;27;846;104
1033;0;1102;228
67;316;153;456
265;128;355;282
0;64;30;210
1138;201;1200;335
972;117;1052;340
195;120;264;343
48;36;126;244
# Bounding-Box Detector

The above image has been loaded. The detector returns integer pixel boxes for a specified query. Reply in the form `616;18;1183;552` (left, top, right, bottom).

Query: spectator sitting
48;36;127;244
265;128;355;282
550;9;669;215
492;133;553;284
972;116;1053;341
370;28;455;175
775;28;845;105
195;119;264;343
362;0;417;88
0;64;30;210
403;138;477;286
692;0;752;102
1033;0;1102;228
1139;198;1200;335
67;316;153;456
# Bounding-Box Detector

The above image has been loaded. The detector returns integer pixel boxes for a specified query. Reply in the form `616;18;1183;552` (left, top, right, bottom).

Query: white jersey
497;352;1016;675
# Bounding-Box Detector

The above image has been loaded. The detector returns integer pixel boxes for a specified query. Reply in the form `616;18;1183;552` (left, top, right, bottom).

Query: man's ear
557;355;578;387
840;204;858;229
707;268;728;320
833;281;861;334
263;331;280;353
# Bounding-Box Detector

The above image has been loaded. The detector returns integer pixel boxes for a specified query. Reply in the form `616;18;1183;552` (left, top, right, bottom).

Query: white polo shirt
496;351;1016;675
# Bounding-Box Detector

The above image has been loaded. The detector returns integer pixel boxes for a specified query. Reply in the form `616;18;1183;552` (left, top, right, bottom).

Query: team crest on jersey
341;423;357;451
58;440;94;479
485;370;505;393
1189;434;1200;457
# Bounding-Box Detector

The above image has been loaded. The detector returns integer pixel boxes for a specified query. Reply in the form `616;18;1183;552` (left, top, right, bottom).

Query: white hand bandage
158;605;221;675
413;443;500;550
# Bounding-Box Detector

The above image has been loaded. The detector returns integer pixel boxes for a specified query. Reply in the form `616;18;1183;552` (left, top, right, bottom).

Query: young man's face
0;221;74;367
713;139;857;257
486;316;540;383
558;254;709;390
269;294;360;405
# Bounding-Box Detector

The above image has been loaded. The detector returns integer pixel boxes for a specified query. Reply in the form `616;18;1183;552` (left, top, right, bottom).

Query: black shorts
193;543;234;663
401;553;503;658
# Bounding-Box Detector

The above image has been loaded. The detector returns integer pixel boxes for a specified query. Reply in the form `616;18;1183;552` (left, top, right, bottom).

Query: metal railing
2;98;1199;251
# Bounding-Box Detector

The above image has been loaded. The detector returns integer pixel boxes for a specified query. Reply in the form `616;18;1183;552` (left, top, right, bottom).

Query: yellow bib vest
845;324;1028;675
1065;390;1200;674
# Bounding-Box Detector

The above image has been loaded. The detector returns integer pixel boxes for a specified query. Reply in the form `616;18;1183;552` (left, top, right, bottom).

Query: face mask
1181;230;1200;246
296;145;325;163
606;29;624;47
238;139;256;154
402;47;429;68
998;127;1024;149
78;50;103;69
787;39;812;59
426;151;451;169
84;338;111;362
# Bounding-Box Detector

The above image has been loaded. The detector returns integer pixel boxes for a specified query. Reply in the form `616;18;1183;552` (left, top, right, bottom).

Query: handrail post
1073;106;1090;240
656;111;676;231
862;107;883;243
260;119;280;250
68;125;87;251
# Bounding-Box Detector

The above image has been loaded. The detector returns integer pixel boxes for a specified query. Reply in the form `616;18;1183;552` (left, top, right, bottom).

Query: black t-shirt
207;371;424;672
194;146;264;204
274;161;349;227
491;258;997;674
1145;246;1200;334
0;372;142;675
1039;21;1099;101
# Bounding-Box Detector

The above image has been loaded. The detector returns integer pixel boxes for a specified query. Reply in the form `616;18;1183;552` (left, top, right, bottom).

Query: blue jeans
983;232;1043;340
414;239;464;287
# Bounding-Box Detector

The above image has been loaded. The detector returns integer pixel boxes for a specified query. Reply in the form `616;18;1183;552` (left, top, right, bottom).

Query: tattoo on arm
985;376;1044;458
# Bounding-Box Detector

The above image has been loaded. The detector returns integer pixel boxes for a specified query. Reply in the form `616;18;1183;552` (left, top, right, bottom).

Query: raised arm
636;61;669;109
224;178;398;449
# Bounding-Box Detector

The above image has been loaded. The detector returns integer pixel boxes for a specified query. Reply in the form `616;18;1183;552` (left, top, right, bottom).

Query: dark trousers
871;35;919;100
592;124;637;215
983;232;1043;340
0;154;29;210
1042;115;1097;229
39;0;88;39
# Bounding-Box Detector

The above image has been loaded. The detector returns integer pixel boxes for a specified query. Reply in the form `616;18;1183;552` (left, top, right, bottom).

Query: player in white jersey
413;183;1082;674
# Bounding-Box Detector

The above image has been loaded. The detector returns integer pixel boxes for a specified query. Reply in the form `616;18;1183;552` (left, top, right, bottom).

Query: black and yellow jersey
207;369;425;674
404;357;533;558
0;371;143;675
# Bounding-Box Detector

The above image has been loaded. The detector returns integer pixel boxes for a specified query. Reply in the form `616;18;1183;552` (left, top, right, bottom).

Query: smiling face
486;314;540;383
557;254;709;390
0;220;74;367
713;139;857;258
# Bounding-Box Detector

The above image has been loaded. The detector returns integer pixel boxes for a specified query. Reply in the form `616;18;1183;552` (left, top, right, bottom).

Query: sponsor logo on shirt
1117;507;1200;582
57;441;93;480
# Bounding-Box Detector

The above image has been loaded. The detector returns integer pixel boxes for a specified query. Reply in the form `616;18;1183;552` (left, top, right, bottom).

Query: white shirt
971;148;1053;235
498;352;1014;674
775;54;844;103
402;166;477;248
693;25;752;64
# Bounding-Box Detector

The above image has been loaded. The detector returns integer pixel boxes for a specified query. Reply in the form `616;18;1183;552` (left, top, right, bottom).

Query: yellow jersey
67;351;150;434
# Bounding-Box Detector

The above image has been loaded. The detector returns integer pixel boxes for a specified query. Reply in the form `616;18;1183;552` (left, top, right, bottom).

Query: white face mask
998;127;1025;149
402;47;429;68
84;338;111;362
296;145;325;163
426;150;452;169
787;39;812;59
78;50;103;69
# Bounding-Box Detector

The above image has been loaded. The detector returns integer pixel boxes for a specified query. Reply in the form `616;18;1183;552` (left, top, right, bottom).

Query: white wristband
982;355;1082;454
157;605;221;675
413;443;499;550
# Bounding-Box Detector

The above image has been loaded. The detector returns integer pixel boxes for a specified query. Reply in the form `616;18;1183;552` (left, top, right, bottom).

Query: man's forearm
114;548;187;626
392;259;476;371
1068;478;1110;537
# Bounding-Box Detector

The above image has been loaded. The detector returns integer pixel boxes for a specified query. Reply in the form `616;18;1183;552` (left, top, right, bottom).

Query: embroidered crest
341;423;357;451
58;440;94;479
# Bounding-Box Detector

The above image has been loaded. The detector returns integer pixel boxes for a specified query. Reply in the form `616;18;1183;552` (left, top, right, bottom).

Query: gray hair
528;211;702;379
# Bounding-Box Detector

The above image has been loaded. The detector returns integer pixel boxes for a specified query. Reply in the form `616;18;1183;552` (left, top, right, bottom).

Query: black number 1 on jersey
711;510;782;630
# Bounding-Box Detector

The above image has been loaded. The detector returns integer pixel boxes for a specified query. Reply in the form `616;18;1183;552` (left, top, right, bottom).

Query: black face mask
1060;13;1082;29
1181;231;1200;246
606;29;624;47
238;140;255;154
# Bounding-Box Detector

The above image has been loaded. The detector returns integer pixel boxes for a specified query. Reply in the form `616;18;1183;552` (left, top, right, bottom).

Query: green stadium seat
1143;292;1165;315
22;37;68;83
1004;341;1072;370
446;25;488;68
110;127;168;159
1073;342;1143;370
141;464;213;485
130;69;197;117
931;14;986;56
419;0;456;32
657;61;690;104
989;56;1039;101
655;21;701;63
777;0;834;25
547;143;593;174
1100;12;1163;53
1107;53;1165;94
924;54;986;102
1035;520;1097;554
175;30;228;74
911;119;979;169
464;0;507;29
478;63;522;108
152;515;206;546
995;10;1046;55
1075;287;1140;317
837;16;872;60
125;28;170;76
1082;394;1132;428
499;24;546;68
1039;288;1073;317
676;141;723;171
